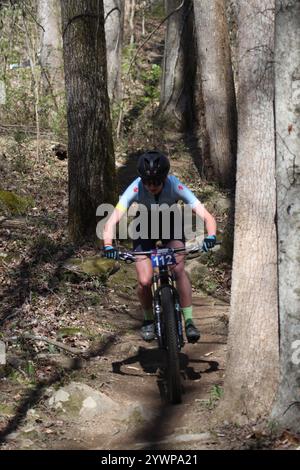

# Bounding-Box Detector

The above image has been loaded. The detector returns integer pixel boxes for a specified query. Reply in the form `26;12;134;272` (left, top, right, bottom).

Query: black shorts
132;237;185;252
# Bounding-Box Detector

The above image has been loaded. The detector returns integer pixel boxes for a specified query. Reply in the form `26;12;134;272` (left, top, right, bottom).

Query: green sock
182;306;193;325
143;308;154;322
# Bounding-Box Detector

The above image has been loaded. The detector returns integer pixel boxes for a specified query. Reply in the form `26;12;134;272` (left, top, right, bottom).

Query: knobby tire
161;286;182;404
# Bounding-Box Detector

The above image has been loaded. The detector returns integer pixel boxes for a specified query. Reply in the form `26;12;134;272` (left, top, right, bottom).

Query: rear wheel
161;286;182;404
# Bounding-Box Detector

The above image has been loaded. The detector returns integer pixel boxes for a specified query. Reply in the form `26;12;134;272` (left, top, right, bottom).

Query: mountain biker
102;150;217;343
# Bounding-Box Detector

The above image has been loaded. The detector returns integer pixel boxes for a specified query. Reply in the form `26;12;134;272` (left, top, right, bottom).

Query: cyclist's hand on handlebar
103;245;119;260
202;235;217;252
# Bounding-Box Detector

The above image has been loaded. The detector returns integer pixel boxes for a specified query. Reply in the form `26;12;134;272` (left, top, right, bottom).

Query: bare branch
283;401;300;416
128;0;185;75
19;0;45;32
22;332;84;356
62;13;99;37
104;6;121;23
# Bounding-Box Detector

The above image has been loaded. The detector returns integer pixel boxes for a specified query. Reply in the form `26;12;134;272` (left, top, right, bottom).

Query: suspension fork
165;269;184;348
152;266;170;349
152;272;163;348
172;283;184;348
152;267;184;349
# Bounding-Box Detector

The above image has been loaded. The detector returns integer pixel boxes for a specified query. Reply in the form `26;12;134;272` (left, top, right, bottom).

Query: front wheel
160;286;182;404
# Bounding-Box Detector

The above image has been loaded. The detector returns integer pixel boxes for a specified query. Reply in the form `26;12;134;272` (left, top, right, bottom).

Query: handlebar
106;242;221;264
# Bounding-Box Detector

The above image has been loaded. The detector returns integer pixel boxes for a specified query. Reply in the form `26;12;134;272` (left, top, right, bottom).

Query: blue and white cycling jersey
116;175;200;212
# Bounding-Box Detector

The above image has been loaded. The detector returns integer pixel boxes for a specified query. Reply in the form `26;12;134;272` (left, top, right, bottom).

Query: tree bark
158;0;196;130
104;0;124;102
124;0;131;35
61;0;116;243
129;0;136;45
193;0;237;189
271;0;300;432
220;0;279;422
38;0;63;94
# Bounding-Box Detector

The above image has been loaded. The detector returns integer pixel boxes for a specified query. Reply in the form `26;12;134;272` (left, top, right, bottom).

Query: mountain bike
113;242;214;405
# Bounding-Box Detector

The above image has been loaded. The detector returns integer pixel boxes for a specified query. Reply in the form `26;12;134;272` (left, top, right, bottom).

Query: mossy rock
188;262;210;285
0;403;15;417
48;382;120;420
188;262;218;295
20;428;40;441
56;327;105;341
63;256;120;281
57;327;92;338
0;190;34;216
106;263;137;293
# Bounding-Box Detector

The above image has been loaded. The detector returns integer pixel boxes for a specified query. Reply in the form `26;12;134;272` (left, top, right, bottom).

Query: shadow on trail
0;314;151;445
112;346;218;380
0;232;126;444
0;335;117;444
112;346;219;449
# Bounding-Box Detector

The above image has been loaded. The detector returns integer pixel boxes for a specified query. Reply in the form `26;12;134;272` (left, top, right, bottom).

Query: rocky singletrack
1;282;229;450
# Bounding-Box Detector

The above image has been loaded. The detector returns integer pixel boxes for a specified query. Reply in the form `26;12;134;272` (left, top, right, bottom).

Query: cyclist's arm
103;178;140;246
103;207;124;246
192;201;217;236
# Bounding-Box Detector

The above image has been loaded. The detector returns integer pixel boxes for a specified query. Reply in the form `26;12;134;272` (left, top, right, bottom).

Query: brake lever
187;244;201;254
118;253;135;264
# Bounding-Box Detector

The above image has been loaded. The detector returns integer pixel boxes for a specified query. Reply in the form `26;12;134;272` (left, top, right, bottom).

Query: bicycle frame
118;245;192;351
104;241;220;404
151;262;184;350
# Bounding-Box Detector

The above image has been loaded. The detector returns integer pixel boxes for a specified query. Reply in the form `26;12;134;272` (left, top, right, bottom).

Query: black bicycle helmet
137;150;170;181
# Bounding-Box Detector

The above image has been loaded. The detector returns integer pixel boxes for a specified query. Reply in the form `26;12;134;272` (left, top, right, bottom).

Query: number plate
151;252;176;268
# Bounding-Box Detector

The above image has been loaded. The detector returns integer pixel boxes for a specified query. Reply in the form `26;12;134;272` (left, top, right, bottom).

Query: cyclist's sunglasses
142;178;163;187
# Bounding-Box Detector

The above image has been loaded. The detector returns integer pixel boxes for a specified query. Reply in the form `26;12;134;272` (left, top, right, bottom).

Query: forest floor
1;6;299;452
0;132;299;451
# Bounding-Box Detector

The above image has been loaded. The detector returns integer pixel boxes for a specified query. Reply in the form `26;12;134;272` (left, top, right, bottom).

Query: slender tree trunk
220;0;279;422
158;0;196;130
38;0;63;95
271;0;300;432
22;14;40;162
129;0;136;45
61;0;116;243
193;0;237;189
124;0;131;38
104;0;124;102
142;8;146;36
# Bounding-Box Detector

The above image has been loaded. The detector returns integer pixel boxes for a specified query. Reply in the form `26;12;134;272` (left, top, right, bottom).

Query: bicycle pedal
187;337;200;344
143;336;156;342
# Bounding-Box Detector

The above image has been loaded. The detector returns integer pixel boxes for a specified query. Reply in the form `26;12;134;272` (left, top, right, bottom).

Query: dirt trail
102;294;228;450
42;290;229;451
0;132;231;450
0;289;229;451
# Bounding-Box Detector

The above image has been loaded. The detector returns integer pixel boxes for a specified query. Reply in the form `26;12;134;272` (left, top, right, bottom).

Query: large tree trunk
104;0;124;102
158;0;196;130
271;0;300;433
61;0;116;243
193;0;237;189
38;0;63;94
220;0;279;422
